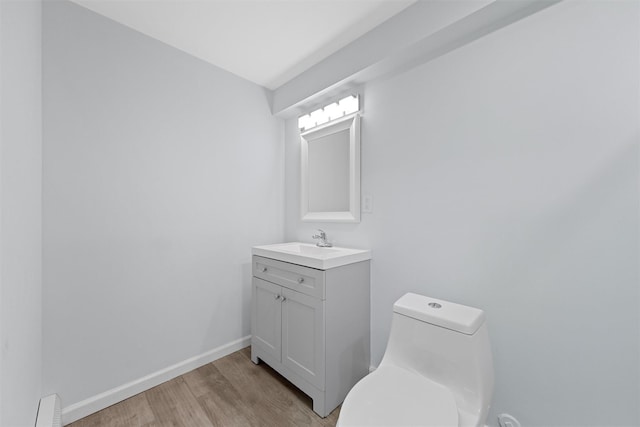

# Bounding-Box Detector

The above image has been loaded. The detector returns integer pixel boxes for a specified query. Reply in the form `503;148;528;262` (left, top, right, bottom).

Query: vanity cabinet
251;255;370;417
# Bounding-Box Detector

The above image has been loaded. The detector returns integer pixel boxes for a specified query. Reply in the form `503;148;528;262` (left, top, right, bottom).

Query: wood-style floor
69;347;340;427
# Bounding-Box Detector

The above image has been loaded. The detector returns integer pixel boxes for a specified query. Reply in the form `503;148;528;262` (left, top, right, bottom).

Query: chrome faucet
312;229;332;247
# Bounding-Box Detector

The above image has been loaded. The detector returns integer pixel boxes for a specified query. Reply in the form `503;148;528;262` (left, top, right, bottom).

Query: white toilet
337;293;494;427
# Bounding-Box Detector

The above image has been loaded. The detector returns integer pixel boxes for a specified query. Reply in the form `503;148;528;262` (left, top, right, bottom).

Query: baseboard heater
35;394;62;427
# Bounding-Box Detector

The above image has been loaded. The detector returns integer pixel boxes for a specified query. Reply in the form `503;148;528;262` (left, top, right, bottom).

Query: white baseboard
61;335;251;425
36;394;62;427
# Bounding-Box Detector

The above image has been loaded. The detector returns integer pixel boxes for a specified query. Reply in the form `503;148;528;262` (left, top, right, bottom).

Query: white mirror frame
300;113;360;223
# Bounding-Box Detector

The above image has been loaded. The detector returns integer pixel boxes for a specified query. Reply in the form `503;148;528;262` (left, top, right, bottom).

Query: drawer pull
252;256;323;299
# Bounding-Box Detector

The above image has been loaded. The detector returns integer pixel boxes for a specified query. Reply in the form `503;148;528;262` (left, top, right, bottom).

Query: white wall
285;1;639;425
0;0;43;425
42;0;283;410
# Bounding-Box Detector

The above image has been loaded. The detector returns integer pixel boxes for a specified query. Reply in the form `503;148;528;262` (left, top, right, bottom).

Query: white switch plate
362;195;373;213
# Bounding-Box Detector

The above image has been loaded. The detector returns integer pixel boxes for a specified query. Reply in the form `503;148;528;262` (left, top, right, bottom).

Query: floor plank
68;347;340;427
69;393;155;427
144;377;214;427
183;363;259;427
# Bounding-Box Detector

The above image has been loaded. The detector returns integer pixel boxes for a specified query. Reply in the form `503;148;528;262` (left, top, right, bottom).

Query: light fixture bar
298;95;360;132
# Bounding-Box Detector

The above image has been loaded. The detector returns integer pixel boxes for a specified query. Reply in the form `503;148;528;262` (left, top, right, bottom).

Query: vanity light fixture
298;95;360;132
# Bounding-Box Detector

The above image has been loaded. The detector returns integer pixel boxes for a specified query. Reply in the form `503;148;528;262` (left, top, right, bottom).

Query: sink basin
252;242;371;270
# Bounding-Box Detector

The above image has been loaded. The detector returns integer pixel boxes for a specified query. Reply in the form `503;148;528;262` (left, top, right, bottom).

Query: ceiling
69;0;416;90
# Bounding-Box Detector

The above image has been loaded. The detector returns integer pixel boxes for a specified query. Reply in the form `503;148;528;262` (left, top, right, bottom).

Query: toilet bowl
337;293;494;427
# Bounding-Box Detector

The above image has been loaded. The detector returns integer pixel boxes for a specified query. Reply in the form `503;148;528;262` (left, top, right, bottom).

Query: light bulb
323;102;341;121
298;114;312;131
311;108;329;126
338;95;359;115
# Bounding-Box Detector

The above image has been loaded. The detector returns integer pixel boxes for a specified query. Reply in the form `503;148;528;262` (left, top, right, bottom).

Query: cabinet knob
281;296;287;302
297;277;305;284
275;294;281;300
262;267;268;273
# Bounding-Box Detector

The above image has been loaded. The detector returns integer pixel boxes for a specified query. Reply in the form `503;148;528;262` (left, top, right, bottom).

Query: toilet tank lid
393;293;486;335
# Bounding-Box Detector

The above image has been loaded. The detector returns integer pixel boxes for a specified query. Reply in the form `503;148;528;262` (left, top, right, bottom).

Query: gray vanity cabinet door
252;278;282;362
281;287;325;390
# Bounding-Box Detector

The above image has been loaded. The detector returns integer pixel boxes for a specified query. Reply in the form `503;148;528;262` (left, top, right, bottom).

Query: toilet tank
380;293;494;425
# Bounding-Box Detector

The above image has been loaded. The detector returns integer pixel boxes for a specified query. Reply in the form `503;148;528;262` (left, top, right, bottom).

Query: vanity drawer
253;256;325;299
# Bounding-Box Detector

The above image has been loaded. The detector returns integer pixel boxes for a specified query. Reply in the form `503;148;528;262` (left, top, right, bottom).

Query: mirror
301;114;360;223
